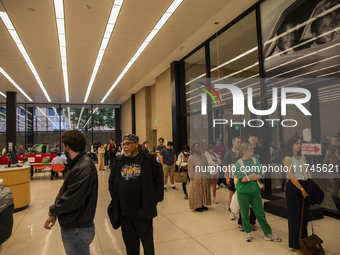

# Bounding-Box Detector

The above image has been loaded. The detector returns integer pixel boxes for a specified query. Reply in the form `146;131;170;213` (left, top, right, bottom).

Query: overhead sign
302;143;321;155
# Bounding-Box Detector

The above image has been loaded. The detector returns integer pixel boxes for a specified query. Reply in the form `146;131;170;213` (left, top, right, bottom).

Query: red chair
48;164;52;169
34;165;47;176
51;164;66;180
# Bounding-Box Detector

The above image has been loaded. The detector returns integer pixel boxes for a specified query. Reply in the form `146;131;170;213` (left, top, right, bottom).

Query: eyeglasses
121;142;136;147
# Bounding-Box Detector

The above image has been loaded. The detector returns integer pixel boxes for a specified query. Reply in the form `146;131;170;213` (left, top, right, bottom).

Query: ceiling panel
0;0;257;104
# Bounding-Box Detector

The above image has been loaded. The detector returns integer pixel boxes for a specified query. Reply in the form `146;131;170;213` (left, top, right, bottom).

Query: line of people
43;131;332;255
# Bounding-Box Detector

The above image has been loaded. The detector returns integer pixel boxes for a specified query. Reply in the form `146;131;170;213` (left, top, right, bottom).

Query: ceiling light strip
84;0;124;103
0;67;33;101
76;107;84;129
52;107;60;120
0;12;51;102
0;91;6;98
82;107;98;130
101;0;183;103
20;106;32;115
67;107;71;128
37;107;58;129
54;0;69;102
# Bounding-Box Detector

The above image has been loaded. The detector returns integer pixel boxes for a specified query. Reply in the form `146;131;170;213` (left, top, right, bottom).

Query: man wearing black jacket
108;134;164;255
44;130;98;255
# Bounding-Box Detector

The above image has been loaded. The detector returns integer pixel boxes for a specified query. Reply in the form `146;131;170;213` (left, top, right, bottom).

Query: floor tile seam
95;228;104;254
161;214;215;255
191;227;241;238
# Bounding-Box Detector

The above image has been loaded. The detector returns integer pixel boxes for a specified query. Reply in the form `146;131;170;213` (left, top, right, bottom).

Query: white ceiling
0;0;258;105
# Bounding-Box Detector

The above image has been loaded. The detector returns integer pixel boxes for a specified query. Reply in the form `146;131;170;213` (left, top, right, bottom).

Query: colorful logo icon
197;82;222;106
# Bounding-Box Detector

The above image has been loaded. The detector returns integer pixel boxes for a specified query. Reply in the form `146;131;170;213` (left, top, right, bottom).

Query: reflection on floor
1;168;340;255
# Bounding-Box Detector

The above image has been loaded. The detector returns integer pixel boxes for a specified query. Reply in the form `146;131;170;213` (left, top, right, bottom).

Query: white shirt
51;156;68;166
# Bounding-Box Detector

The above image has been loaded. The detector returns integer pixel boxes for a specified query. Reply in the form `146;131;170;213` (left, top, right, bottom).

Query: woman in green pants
234;142;282;242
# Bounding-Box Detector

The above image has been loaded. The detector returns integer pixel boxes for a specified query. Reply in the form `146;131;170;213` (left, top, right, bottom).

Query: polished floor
0;167;340;255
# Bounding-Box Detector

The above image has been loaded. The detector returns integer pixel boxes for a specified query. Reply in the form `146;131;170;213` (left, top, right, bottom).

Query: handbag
298;197;325;255
174;167;188;183
237;158;263;190
230;191;239;214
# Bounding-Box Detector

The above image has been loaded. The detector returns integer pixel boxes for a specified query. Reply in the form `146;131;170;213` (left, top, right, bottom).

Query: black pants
217;169;227;186
50;170;65;179
285;180;309;249
238;208;256;225
182;172;189;195
121;215;154;255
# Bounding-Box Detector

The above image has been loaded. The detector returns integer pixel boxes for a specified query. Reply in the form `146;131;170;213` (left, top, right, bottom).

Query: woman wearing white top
205;145;222;204
284;136;312;255
97;144;105;171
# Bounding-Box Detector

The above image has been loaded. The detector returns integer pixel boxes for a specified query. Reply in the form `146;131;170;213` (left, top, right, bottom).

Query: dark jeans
238;208;256;225
285;180;309;249
104;154;109;166
61;223;95;255
121;215;154;255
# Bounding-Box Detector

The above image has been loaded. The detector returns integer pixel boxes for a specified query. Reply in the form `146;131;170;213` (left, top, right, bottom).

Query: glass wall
180;0;340;215
261;0;340;78
184;47;206;115
0;103;120;155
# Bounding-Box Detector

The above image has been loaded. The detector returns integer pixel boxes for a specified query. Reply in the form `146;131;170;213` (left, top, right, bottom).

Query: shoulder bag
175;166;188;183
298;197;325;255
237;158;263;189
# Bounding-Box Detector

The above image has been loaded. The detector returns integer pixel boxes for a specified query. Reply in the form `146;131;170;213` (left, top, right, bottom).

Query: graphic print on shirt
121;163;141;180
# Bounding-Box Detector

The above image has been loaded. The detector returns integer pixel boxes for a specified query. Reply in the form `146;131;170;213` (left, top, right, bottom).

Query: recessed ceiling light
0;11;51;102
101;0;183;103
54;0;69;102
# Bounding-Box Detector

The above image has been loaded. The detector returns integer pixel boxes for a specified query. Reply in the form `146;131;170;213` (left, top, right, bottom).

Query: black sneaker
164;187;167;192
195;208;204;212
171;186;178;191
202;206;208;210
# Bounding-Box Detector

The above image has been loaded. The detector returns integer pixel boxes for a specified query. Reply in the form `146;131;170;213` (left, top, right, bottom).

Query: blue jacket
305;179;324;205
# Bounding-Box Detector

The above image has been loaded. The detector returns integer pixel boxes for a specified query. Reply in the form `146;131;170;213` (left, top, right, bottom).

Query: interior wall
155;68;172;143
150;84;156;130
120;68;171;151
121;98;131;137
135;88;146;142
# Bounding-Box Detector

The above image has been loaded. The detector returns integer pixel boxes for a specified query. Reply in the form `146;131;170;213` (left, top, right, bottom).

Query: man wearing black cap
50;152;68;180
108;134;164;255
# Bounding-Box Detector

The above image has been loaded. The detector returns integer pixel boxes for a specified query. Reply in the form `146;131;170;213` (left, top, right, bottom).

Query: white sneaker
264;234;282;242
213;197;218;204
245;233;252;242
220;183;226;188
251;224;257;231
238;224;244;231
229;212;236;220
216;184;220;190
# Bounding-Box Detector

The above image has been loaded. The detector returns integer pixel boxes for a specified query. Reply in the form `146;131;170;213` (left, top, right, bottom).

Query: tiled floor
1;168;340;255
